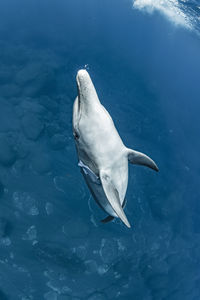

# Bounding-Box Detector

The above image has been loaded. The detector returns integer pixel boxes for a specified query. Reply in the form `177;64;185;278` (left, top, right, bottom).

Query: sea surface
0;0;199;299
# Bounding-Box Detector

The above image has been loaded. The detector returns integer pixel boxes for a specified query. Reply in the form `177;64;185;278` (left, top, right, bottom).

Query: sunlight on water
133;0;197;30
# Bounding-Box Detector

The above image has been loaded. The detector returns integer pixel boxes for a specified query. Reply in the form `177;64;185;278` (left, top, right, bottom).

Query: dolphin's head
72;69;102;168
76;69;100;112
73;70;96;139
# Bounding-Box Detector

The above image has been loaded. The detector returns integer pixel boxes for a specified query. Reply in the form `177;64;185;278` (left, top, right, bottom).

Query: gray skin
73;70;158;228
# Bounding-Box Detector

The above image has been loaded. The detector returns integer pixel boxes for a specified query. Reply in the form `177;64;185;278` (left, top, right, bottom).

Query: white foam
133;0;192;29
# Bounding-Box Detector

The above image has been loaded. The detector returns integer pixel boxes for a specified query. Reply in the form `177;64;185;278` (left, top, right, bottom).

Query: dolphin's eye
73;131;80;140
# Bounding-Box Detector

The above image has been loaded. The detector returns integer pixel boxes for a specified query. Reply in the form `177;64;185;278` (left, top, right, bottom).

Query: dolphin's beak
76;70;89;113
76;69;89;85
76;69;90;98
76;69;100;109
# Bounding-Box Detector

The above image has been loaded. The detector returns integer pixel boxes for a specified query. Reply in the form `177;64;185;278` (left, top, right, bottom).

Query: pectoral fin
127;148;159;172
99;170;131;228
101;198;127;224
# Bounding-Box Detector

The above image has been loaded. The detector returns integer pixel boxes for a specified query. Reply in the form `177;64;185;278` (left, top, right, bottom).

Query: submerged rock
21;113;44;140
16;62;56;97
0;84;20;98
87;292;107;300
44;291;58;300
0;181;4;198
0;64;14;84
0;289;8;300
0;137;16;166
45;202;54;215
16;62;42;85
62;218;89;238
13;191;39;216
31;153;52;174
39;95;59;113
99;238;119;264
23;225;37;241
0;100;20;131
46;122;61;137
50;134;67;150
20;98;46;115
0;218;7;238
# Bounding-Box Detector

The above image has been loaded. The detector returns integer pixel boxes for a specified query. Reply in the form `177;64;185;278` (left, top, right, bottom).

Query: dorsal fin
99;170;131;228
126;148;159;172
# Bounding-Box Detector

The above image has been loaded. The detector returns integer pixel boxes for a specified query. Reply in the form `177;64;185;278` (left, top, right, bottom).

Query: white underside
78;160;118;217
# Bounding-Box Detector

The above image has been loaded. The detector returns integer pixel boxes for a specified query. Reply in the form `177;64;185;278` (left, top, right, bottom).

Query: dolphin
72;69;158;228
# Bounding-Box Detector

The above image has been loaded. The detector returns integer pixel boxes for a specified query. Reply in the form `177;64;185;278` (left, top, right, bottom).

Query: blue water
0;0;200;299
